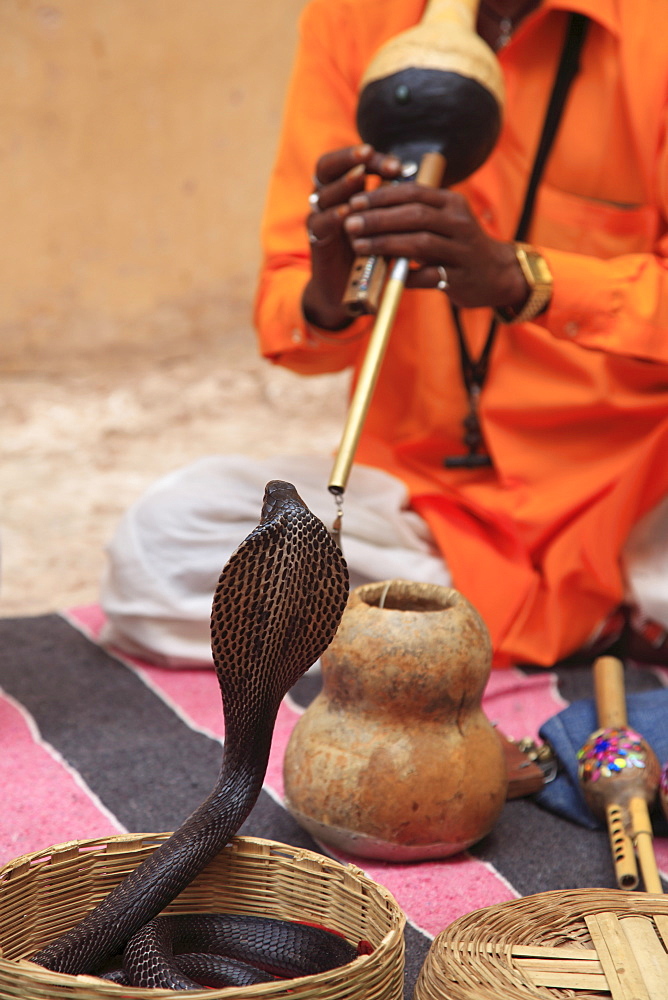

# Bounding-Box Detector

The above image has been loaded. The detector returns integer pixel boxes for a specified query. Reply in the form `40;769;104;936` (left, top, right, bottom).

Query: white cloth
100;455;451;666
100;453;668;667
622;492;668;628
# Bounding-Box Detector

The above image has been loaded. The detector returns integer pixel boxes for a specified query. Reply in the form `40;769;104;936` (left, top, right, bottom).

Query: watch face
496;244;553;324
530;255;552;286
519;245;553;289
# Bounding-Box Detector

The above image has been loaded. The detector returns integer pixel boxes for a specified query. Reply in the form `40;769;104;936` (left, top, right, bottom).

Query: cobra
32;480;350;987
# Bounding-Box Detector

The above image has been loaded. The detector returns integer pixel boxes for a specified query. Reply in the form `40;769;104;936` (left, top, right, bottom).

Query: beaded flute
577;656;662;893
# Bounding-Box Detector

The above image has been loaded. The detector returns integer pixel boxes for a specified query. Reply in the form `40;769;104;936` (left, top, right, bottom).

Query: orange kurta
254;0;668;666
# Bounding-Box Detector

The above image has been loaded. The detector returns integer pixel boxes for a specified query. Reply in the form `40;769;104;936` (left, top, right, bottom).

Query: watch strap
495;242;553;324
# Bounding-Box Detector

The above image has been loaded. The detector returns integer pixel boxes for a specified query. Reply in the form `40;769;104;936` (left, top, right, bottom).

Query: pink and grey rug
1;605;666;995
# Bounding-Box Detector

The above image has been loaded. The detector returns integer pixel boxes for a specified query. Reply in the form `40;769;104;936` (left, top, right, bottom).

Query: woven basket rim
414;886;668;1000
0;831;375;879
0;832;406;1000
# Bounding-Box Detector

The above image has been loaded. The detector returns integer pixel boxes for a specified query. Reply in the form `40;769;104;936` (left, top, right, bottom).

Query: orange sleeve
252;0;374;375
539;249;668;365
536;107;668;365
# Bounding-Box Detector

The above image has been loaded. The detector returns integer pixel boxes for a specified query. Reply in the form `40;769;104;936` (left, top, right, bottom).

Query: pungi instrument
327;0;504;500
577;656;663;893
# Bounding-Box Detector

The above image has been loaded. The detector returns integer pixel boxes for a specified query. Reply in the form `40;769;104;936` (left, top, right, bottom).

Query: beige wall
0;0;309;365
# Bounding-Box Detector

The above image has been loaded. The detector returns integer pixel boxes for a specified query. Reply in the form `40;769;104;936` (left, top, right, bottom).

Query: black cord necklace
443;12;589;470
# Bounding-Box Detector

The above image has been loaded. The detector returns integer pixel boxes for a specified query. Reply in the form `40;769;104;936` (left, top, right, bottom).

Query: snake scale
32;480;350;988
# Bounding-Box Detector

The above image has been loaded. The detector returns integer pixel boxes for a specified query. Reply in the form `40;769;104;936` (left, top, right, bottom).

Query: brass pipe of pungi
328;0;505;519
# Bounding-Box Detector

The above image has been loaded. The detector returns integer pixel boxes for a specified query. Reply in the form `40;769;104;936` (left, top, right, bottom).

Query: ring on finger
308;191;321;210
307;226;334;249
436;265;449;291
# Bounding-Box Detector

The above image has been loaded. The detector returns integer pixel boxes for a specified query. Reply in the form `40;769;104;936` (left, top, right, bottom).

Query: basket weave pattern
0;833;405;1000
414;888;668;1000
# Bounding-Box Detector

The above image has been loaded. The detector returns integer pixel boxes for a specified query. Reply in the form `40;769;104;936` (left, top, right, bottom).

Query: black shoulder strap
445;12;591;467
514;12;590;241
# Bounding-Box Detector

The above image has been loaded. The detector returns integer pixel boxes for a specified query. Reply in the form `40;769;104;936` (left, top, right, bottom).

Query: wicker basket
413;887;668;1000
0;833;405;1000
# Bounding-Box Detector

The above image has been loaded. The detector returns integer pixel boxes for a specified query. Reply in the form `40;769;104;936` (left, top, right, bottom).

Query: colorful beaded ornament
577;727;649;784
660;761;668;819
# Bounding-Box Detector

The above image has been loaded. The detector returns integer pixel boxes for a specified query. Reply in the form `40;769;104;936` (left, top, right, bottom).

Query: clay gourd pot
283;579;507;860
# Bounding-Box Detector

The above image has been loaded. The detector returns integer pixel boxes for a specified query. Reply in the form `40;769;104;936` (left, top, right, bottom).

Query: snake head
260;480;304;523
210;481;349;734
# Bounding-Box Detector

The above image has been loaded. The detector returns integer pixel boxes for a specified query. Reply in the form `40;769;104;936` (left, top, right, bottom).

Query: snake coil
32;481;350;987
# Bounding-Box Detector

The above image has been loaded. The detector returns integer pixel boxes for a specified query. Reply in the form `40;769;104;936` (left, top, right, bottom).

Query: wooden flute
577;656;663;893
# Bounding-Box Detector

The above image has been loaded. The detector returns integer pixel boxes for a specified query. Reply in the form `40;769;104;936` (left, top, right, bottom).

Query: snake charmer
100;0;668;671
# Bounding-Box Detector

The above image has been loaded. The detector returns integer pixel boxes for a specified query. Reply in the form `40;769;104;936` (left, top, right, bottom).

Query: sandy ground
1;312;348;619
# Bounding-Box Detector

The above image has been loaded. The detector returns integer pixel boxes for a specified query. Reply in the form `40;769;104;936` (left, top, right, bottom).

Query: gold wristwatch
495;242;553;324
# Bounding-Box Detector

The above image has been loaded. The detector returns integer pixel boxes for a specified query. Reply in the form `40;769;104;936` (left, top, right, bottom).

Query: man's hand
343;182;527;311
302;144;403;330
302;143;529;330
